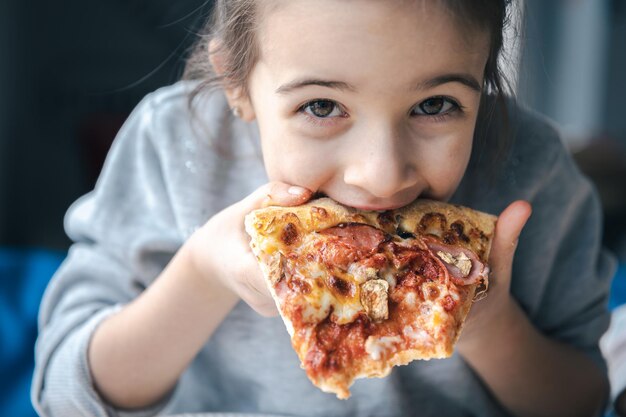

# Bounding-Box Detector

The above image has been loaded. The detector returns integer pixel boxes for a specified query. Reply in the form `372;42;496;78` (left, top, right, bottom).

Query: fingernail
288;186;307;196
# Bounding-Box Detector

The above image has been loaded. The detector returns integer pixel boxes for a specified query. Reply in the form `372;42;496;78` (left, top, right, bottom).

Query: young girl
32;1;615;416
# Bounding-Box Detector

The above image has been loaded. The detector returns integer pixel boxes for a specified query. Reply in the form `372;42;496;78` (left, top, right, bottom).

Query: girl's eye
411;97;458;116
301;100;344;118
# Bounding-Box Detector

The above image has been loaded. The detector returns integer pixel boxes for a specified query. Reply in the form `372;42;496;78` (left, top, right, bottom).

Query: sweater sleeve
508;120;616;371
31;91;184;417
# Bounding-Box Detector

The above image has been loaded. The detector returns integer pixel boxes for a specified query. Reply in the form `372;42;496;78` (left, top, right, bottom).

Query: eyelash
412;96;464;123
297;100;347;127
296;96;463;127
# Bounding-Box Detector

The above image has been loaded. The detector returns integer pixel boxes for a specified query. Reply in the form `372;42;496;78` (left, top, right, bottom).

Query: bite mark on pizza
245;198;496;399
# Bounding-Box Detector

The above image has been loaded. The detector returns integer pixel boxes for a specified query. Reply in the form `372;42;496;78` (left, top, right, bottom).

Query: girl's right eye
299;100;345;118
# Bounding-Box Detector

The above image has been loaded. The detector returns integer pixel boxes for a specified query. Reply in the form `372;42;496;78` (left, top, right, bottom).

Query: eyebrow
275;73;482;95
416;73;482;93
276;79;356;94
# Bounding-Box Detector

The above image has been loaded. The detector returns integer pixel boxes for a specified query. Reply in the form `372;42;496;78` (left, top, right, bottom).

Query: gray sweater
32;81;616;417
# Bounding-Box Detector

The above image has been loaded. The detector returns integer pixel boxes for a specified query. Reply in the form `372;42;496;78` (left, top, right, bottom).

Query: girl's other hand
189;182;313;317
457;200;532;348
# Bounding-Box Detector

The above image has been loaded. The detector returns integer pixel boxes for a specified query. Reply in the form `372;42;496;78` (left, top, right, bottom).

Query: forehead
255;0;490;89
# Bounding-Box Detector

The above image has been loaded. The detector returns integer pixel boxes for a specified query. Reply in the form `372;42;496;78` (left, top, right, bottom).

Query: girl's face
245;0;490;210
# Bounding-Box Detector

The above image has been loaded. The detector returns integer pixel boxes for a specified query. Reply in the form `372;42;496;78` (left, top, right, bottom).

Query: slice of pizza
244;197;496;399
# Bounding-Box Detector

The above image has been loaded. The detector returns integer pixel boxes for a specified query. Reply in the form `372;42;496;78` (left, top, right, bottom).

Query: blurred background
1;0;625;416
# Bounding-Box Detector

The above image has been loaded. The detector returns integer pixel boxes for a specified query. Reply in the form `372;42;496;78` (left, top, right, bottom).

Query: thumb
489;200;532;289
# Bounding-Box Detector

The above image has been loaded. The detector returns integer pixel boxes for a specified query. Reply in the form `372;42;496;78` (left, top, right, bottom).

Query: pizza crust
246;198;495;261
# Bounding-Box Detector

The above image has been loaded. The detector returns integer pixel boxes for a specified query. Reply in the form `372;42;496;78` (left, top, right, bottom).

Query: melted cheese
292;255;366;324
365;335;402;360
380;268;397;288
347;263;377;284
430;303;446;328
283;236;369;324
331;299;364;324
258;240;279;255
404;291;417;307
403;325;432;345
302;289;333;322
277;230;454;329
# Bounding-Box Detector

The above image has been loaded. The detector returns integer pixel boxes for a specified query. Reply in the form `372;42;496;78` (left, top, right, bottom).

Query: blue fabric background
1;249;65;417
610;263;626;311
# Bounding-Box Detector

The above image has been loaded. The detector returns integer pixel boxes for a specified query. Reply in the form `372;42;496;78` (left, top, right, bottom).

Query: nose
342;125;419;199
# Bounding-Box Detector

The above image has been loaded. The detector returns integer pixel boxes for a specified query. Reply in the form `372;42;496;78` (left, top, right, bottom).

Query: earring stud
231;106;242;118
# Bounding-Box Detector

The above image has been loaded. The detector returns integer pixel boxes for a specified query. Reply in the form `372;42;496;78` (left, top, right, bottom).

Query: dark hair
184;0;516;164
441;0;517;169
184;0;259;98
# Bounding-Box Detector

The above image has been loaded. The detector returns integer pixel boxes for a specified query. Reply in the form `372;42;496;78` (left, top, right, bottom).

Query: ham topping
319;223;388;253
437;251;472;277
319;223;388;269
425;240;488;286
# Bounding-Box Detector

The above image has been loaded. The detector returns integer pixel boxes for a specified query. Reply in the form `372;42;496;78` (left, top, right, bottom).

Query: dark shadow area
0;0;212;250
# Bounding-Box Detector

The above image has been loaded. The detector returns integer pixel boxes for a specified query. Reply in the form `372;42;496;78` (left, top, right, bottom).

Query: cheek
253;96;337;188
418;130;474;198
259;129;336;189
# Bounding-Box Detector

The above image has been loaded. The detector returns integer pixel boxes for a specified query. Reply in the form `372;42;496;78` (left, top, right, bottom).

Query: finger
240;273;280;317
241;182;313;212
489;200;532;288
247;296;280;317
262;182;313;208
239;278;279;317
240;253;280;317
244;257;274;299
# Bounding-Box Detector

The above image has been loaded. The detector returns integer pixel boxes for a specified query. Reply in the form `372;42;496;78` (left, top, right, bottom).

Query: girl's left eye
300;100;345;118
411;97;459;116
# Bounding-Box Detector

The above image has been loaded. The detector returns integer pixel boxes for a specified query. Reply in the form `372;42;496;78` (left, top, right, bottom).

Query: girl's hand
188;182;313;317
457;200;532;348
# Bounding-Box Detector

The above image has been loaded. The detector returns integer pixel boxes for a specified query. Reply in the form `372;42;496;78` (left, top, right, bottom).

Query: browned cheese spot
443;231;458;245
450;220;470;243
419;212;448;237
377;210;395;229
281;222;299;245
328;275;353;297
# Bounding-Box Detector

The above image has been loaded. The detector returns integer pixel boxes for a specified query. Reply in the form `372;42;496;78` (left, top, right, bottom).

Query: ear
208;39;256;121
